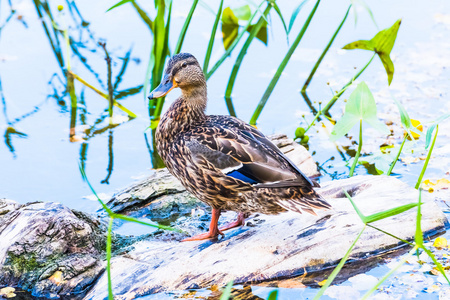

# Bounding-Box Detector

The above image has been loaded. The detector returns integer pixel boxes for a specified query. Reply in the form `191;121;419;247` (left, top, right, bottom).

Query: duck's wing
186;116;316;188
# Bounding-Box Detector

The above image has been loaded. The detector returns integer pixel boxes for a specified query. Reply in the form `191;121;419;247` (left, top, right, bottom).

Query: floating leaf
343;19;401;85
422;178;450;192
330;82;389;141
409;119;423;139
433;237;448;249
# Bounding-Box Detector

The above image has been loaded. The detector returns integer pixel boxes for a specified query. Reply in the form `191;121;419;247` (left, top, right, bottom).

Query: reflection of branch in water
300;90;319;116
48;73;68;110
4;127;27;157
101;129;114;184
79;142;88;171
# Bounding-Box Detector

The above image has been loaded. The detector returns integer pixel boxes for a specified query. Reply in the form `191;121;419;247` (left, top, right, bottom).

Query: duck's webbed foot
219;212;246;231
182;208;224;242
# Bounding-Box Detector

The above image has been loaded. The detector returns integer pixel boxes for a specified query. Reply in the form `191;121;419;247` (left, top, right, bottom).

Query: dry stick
304;53;376;134
68;71;136;118
249;0;321;126
302;4;351;93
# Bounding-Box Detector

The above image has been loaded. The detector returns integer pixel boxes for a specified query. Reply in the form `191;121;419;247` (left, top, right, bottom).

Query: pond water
1;0;450;299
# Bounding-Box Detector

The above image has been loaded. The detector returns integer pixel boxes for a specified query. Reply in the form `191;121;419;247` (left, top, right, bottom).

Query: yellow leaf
433;237;448;249
410;119;423;139
317;279;327;287
49;270;64;285
423;178;450;192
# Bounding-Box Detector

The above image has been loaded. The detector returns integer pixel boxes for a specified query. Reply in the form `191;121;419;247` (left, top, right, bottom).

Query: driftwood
0;134;447;299
0;201;106;298
85;175;448;300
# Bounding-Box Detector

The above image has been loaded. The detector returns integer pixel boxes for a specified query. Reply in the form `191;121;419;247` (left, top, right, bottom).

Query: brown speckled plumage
150;53;331;240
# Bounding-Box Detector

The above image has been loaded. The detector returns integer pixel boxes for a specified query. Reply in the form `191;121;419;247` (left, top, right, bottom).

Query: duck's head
148;53;206;100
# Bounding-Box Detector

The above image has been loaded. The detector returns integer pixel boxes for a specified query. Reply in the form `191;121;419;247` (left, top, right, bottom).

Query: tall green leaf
343;19;401;85
330;82;389;141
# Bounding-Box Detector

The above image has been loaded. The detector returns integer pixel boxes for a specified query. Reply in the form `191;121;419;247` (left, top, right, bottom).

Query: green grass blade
203;0;224;73
361;245;419;300
107;217;114;299
131;1;154;32
267;290;278;300
386;134;407;175
271;2;288;40
302;4;351;92
364;202;419;223
220;280;233;300
415;125;438;189
174;0;199;54
250;0;321;125
111;213;182;232
425;113;449;149
343;189;367;223
415;189;423;245
107;0;133;12
367;224;414;246
313;225;366;300
206;0;263;80
421;246;450;285
79;163;113;215
225;4;271;99
288;0;309;33
349;119;362;176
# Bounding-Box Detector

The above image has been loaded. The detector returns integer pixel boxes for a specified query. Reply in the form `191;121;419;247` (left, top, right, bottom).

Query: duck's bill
148;74;177;99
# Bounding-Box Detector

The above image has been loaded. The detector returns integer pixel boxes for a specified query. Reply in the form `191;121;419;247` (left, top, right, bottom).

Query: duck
149;53;331;241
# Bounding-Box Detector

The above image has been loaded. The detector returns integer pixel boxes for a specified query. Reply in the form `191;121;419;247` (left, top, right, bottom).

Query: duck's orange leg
182;208;224;242
218;212;246;231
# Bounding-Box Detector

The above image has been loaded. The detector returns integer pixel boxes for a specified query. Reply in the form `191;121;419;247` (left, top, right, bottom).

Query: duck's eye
181;62;187;68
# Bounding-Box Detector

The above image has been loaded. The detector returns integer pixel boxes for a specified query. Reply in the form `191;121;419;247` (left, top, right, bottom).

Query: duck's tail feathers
276;187;331;216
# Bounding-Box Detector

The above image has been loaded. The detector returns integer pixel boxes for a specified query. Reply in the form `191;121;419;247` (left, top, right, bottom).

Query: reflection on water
1;0;449;214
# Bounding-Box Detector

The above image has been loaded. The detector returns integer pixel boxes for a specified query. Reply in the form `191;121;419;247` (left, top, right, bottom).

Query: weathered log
0;134;448;300
86;171;448;298
0;201;107;298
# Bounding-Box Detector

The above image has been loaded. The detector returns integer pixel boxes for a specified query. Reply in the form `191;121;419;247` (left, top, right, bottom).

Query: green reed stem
203;0;224;74
302;4;351;93
313;224;366;300
415;125;438;189
322;53;375;115
206;0;264;80
304;53;375;134
225;4;272;99
249;0;321;125
349;119;362;176
387;134;407;175
174;0;198;54
131;0;153;32
107;217;114;300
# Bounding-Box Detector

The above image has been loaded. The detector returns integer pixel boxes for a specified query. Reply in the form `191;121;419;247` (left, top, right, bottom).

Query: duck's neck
180;83;207;116
157;85;207;143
